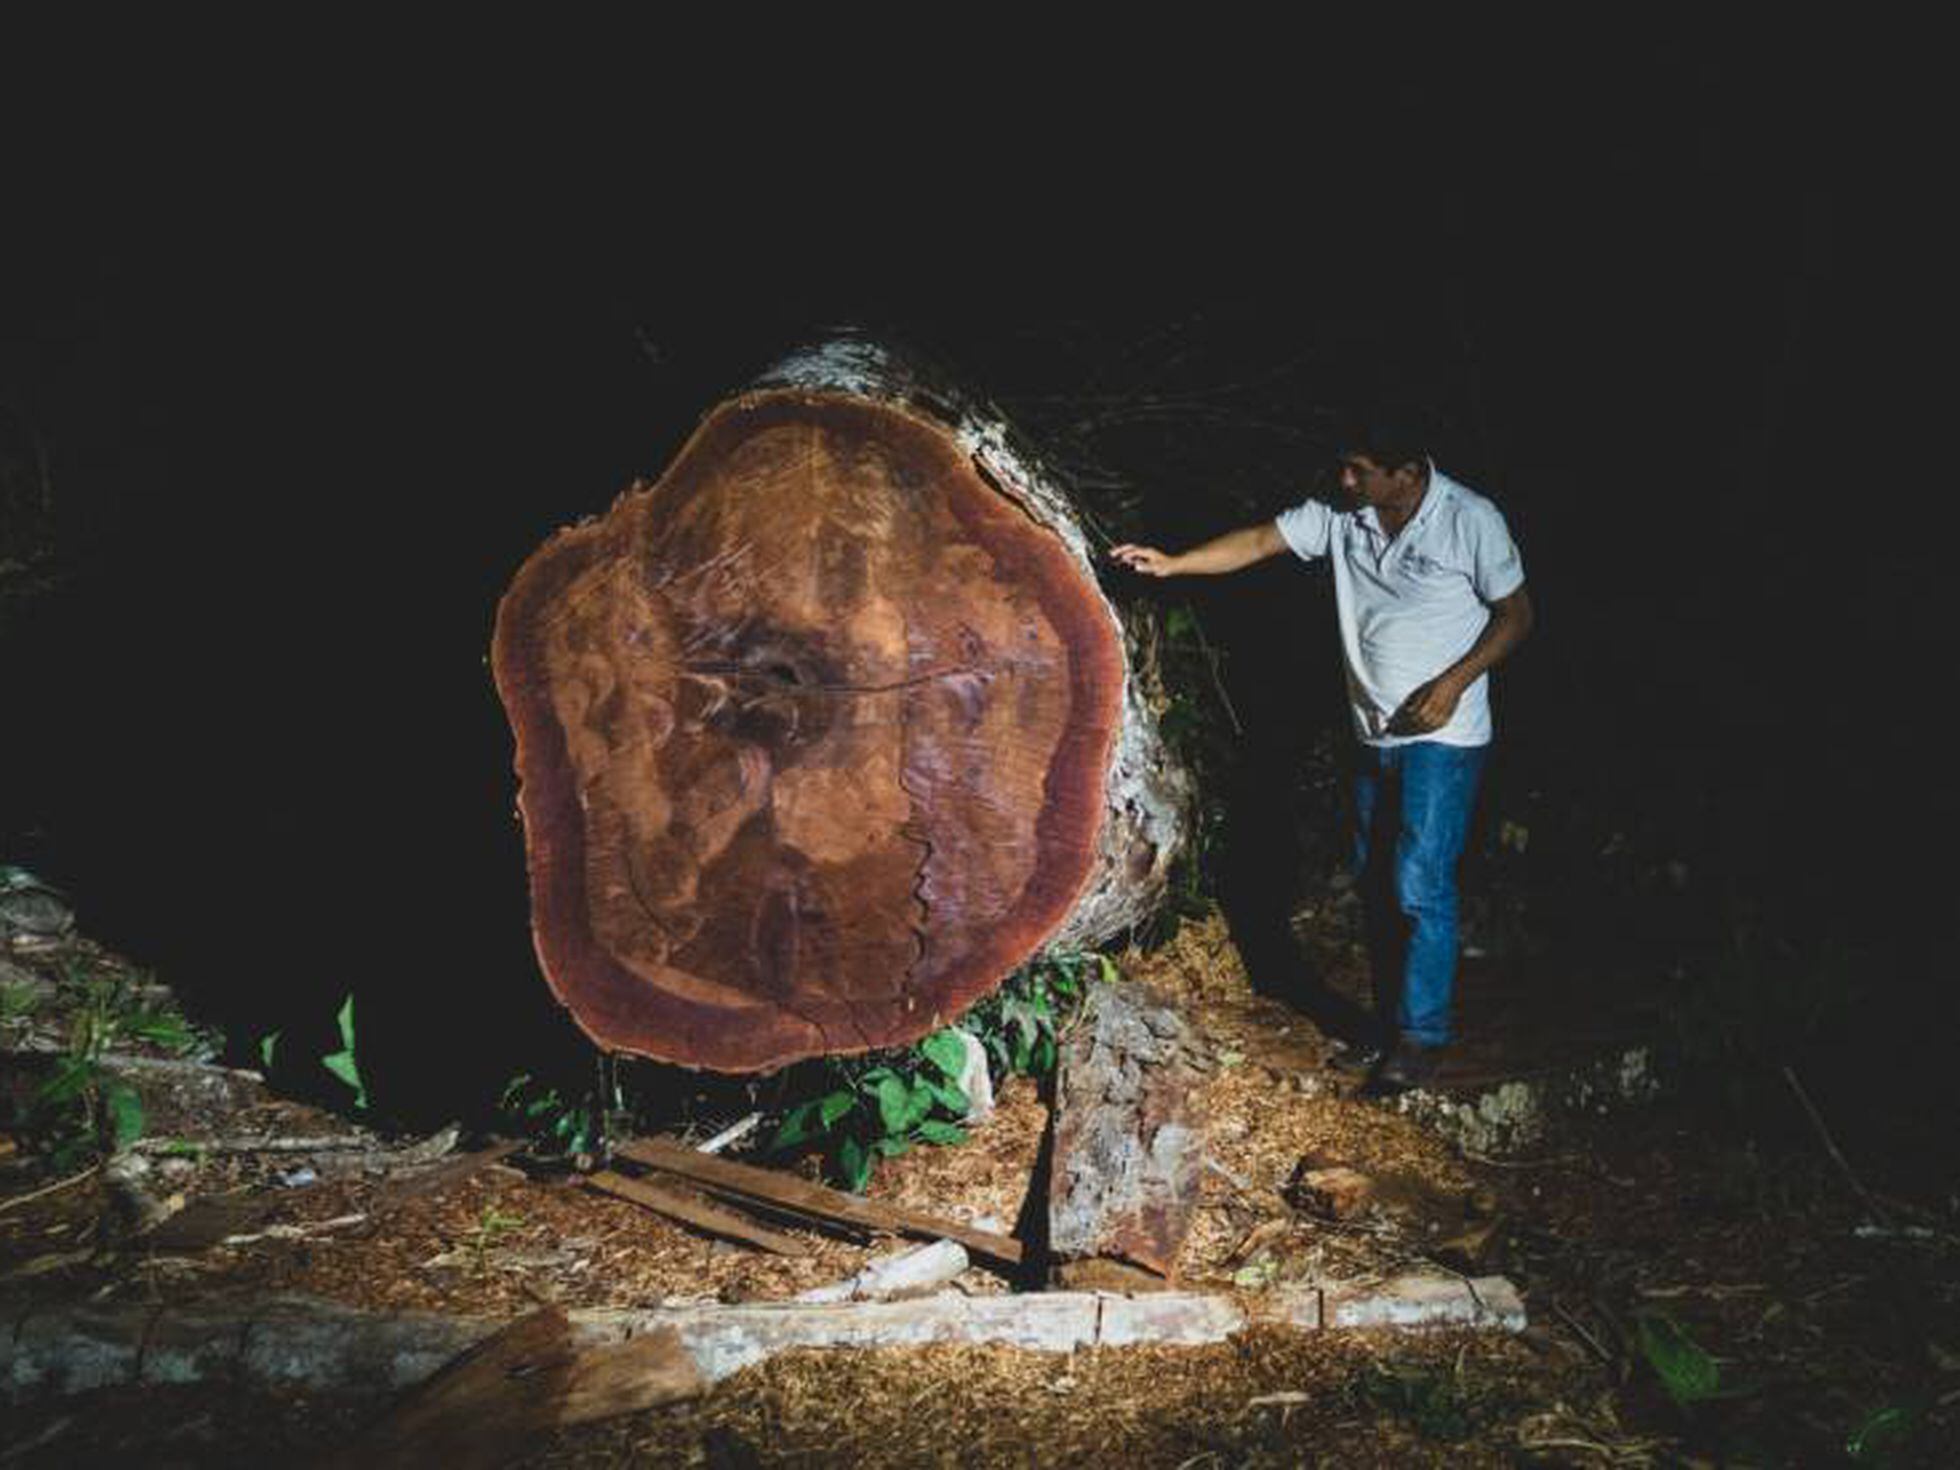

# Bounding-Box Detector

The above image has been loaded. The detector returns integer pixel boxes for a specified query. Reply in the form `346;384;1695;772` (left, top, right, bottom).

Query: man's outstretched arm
1110;521;1288;577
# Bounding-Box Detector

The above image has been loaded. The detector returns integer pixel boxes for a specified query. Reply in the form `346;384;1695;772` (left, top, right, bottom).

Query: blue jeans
1351;740;1488;1047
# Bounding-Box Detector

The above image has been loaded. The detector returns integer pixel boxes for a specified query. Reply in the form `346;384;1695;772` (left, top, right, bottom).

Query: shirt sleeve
1274;499;1333;560
1467;503;1526;601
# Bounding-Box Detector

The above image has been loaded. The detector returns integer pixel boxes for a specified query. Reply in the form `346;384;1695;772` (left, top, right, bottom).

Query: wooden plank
612;1135;1025;1267
584;1170;810;1256
1048;981;1207;1276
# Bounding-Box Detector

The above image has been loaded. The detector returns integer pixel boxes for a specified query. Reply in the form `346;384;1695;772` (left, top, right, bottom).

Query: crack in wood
678;663;981;697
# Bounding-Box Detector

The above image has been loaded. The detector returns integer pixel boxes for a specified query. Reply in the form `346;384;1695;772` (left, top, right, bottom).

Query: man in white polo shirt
1111;407;1533;1092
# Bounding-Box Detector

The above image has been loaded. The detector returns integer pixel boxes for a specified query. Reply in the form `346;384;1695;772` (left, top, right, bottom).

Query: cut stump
492;335;1190;1071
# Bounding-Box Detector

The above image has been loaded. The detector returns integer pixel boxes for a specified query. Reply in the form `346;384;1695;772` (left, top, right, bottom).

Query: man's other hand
1109;543;1175;576
1385;675;1465;736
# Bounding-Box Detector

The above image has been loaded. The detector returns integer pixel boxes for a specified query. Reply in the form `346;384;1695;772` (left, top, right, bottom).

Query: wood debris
1048;980;1208;1276
325;1306;702;1468
612;1135;1025;1268
583;1170;809;1257
796;1239;969;1302
371;1138;523;1214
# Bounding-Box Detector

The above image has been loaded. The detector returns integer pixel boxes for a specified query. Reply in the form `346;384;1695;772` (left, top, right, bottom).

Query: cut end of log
493;390;1126;1071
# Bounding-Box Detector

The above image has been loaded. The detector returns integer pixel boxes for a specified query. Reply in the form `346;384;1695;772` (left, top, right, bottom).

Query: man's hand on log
1110;543;1176;577
1385;675;1465;736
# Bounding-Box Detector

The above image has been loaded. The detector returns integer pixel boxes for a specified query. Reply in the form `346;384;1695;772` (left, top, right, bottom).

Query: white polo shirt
1274;466;1525;748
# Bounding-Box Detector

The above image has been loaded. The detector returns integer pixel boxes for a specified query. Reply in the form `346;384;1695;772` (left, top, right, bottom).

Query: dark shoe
1367;1038;1446;1094
1326;1037;1387;1074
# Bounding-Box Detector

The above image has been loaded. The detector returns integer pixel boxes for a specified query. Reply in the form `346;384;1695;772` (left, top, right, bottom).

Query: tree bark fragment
1048;980;1208;1277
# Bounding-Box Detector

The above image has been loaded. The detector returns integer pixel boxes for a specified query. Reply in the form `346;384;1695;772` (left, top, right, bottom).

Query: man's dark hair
1338;398;1443;474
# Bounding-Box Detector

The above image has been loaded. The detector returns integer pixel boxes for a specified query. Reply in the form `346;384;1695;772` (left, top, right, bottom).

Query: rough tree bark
1048;980;1209;1277
493;335;1190;1072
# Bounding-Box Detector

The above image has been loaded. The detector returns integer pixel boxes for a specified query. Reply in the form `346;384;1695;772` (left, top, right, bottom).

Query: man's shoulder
1431;469;1511;531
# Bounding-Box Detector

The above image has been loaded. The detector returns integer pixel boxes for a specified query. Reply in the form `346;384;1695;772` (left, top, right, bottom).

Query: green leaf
321;1050;368;1110
1633;1312;1721;1404
1100;954;1119;985
985;1034;1009;1074
1010;1031;1032;1074
915;1119;968;1146
34;1056;96;1109
919;1029;968;1079
837;1135;872;1193
873;1074;910;1135
260;1031;283;1071
1033;1033;1056;1076
901;1079;935;1130
818;1089;857;1128
1847;1404;1917;1462
103;1081;145;1149
1002;998;1036;1051
130;1013;198;1053
772;1101;819;1150
926;1077;969;1116
873;1135;912;1158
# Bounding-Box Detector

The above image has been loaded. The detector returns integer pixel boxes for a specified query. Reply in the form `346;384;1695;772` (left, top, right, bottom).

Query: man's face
1337;452;1421;509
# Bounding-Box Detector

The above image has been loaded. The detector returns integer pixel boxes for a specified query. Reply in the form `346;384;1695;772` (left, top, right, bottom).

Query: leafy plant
1355;1362;1478;1442
1630;1310;1755;1408
769;1027;973;1193
3;959;214;1170
959;950;1113;1080
319;993;368;1110
465;1204;525;1277
497;1072;617;1160
765;949;1118;1192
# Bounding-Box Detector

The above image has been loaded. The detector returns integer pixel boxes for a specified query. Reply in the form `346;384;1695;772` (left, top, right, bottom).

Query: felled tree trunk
492;335;1190;1072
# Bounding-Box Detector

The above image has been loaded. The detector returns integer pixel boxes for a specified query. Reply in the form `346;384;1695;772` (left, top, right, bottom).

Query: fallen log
492;334;1192;1071
613;1134;1024;1267
1048;981;1208;1277
0;1277;1527;1403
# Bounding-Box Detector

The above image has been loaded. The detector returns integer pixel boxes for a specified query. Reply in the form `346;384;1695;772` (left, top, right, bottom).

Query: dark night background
2;41;1943;1162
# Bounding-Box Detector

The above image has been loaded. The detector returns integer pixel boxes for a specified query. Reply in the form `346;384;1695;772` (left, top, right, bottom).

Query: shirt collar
1355;459;1448;537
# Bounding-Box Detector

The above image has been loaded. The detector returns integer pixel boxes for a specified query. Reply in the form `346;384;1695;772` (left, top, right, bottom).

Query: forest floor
5;907;1959;1466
